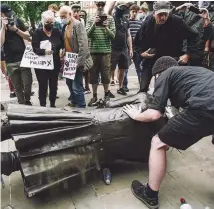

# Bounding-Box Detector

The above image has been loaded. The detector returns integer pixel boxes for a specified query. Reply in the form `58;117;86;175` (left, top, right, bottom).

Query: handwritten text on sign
63;52;78;80
20;45;54;70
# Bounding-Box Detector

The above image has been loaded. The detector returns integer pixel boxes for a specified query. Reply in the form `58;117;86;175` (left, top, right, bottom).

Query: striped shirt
129;19;142;39
86;15;116;54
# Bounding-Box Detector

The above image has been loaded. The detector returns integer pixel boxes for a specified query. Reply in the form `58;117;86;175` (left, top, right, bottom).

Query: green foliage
1;1;61;26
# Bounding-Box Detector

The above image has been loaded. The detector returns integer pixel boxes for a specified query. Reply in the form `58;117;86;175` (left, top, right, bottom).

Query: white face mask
61;18;69;25
137;13;146;21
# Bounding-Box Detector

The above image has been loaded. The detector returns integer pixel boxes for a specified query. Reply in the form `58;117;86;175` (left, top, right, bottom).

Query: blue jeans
123;51;142;88
133;51;142;83
66;70;86;108
123;69;128;88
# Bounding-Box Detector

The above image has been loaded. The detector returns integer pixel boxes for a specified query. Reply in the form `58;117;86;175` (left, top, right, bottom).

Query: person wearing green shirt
86;1;116;107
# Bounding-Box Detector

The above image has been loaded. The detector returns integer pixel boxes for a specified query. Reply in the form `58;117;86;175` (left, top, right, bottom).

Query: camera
188;6;202;14
96;15;107;27
7;17;15;26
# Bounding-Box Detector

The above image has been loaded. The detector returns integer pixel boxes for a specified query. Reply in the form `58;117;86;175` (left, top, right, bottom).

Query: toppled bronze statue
1;93;167;197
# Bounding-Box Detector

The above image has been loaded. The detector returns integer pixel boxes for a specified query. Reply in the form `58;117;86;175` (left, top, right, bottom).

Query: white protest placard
63;52;78;80
20;44;54;70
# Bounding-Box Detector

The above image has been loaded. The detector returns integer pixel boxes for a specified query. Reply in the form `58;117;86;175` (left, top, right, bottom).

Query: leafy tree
1;1;61;29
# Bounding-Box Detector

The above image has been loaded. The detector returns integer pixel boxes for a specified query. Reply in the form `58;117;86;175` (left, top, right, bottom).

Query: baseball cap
1;4;12;16
153;1;171;15
94;1;106;5
71;4;81;9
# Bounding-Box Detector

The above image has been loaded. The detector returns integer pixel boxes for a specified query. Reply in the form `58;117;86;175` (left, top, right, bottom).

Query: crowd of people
1;1;214;109
1;1;214;209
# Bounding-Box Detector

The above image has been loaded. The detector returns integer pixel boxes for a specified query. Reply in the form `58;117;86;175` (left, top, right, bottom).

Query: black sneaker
84;88;91;94
110;80;115;86
67;103;76;108
88;97;98;107
25;101;32;106
104;95;110;103
108;90;115;98
123;86;129;92
1;104;5;111
131;180;159;209
117;88;127;96
10;92;16;98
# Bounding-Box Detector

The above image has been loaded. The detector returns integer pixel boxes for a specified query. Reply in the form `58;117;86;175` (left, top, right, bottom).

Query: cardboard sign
63;52;78;80
20;44;54;70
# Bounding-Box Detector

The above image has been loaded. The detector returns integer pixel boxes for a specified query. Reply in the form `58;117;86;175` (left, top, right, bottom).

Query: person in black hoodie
134;1;198;93
32;10;64;108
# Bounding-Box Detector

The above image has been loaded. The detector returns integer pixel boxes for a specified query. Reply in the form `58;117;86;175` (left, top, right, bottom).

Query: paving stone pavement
1;69;214;209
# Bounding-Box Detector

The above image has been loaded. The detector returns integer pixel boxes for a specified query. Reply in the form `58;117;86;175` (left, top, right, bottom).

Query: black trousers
139;63;153;92
35;69;59;106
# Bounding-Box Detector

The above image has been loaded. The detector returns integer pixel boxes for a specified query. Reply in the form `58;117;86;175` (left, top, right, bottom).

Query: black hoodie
134;14;198;64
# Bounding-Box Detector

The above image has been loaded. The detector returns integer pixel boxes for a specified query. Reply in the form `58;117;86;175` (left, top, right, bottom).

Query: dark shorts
90;54;111;84
158;110;214;150
111;49;129;70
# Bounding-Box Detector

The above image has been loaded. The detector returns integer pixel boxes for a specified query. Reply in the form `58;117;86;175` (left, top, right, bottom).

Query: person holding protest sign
32;10;64;108
60;5;90;108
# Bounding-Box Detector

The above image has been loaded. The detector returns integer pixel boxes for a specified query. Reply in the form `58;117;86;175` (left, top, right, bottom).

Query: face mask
44;23;53;31
137;13;145;21
61;18;69;25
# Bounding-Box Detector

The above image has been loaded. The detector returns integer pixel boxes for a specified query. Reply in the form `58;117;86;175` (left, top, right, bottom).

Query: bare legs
148;135;168;191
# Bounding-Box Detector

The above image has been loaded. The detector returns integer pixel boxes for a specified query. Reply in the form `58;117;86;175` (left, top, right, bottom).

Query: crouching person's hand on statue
123;104;142;120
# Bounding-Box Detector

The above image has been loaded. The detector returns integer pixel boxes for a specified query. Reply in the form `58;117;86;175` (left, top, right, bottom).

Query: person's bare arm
123;105;162;122
107;1;117;15
1;17;7;47
8;25;31;41
127;29;133;57
135;109;162;122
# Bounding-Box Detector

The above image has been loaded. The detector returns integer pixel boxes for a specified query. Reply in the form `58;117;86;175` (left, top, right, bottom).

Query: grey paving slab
93;161;146;197
189;136;214;161
100;188;148;209
71;185;105;209
160;173;205;209
169;162;214;208
100;188;174;209
166;148;205;173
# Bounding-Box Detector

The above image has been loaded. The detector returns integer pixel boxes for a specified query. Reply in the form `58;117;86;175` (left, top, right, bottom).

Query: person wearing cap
86;1;116;107
1;3;33;105
123;56;214;209
134;1;198;93
71;4;85;26
172;3;213;67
